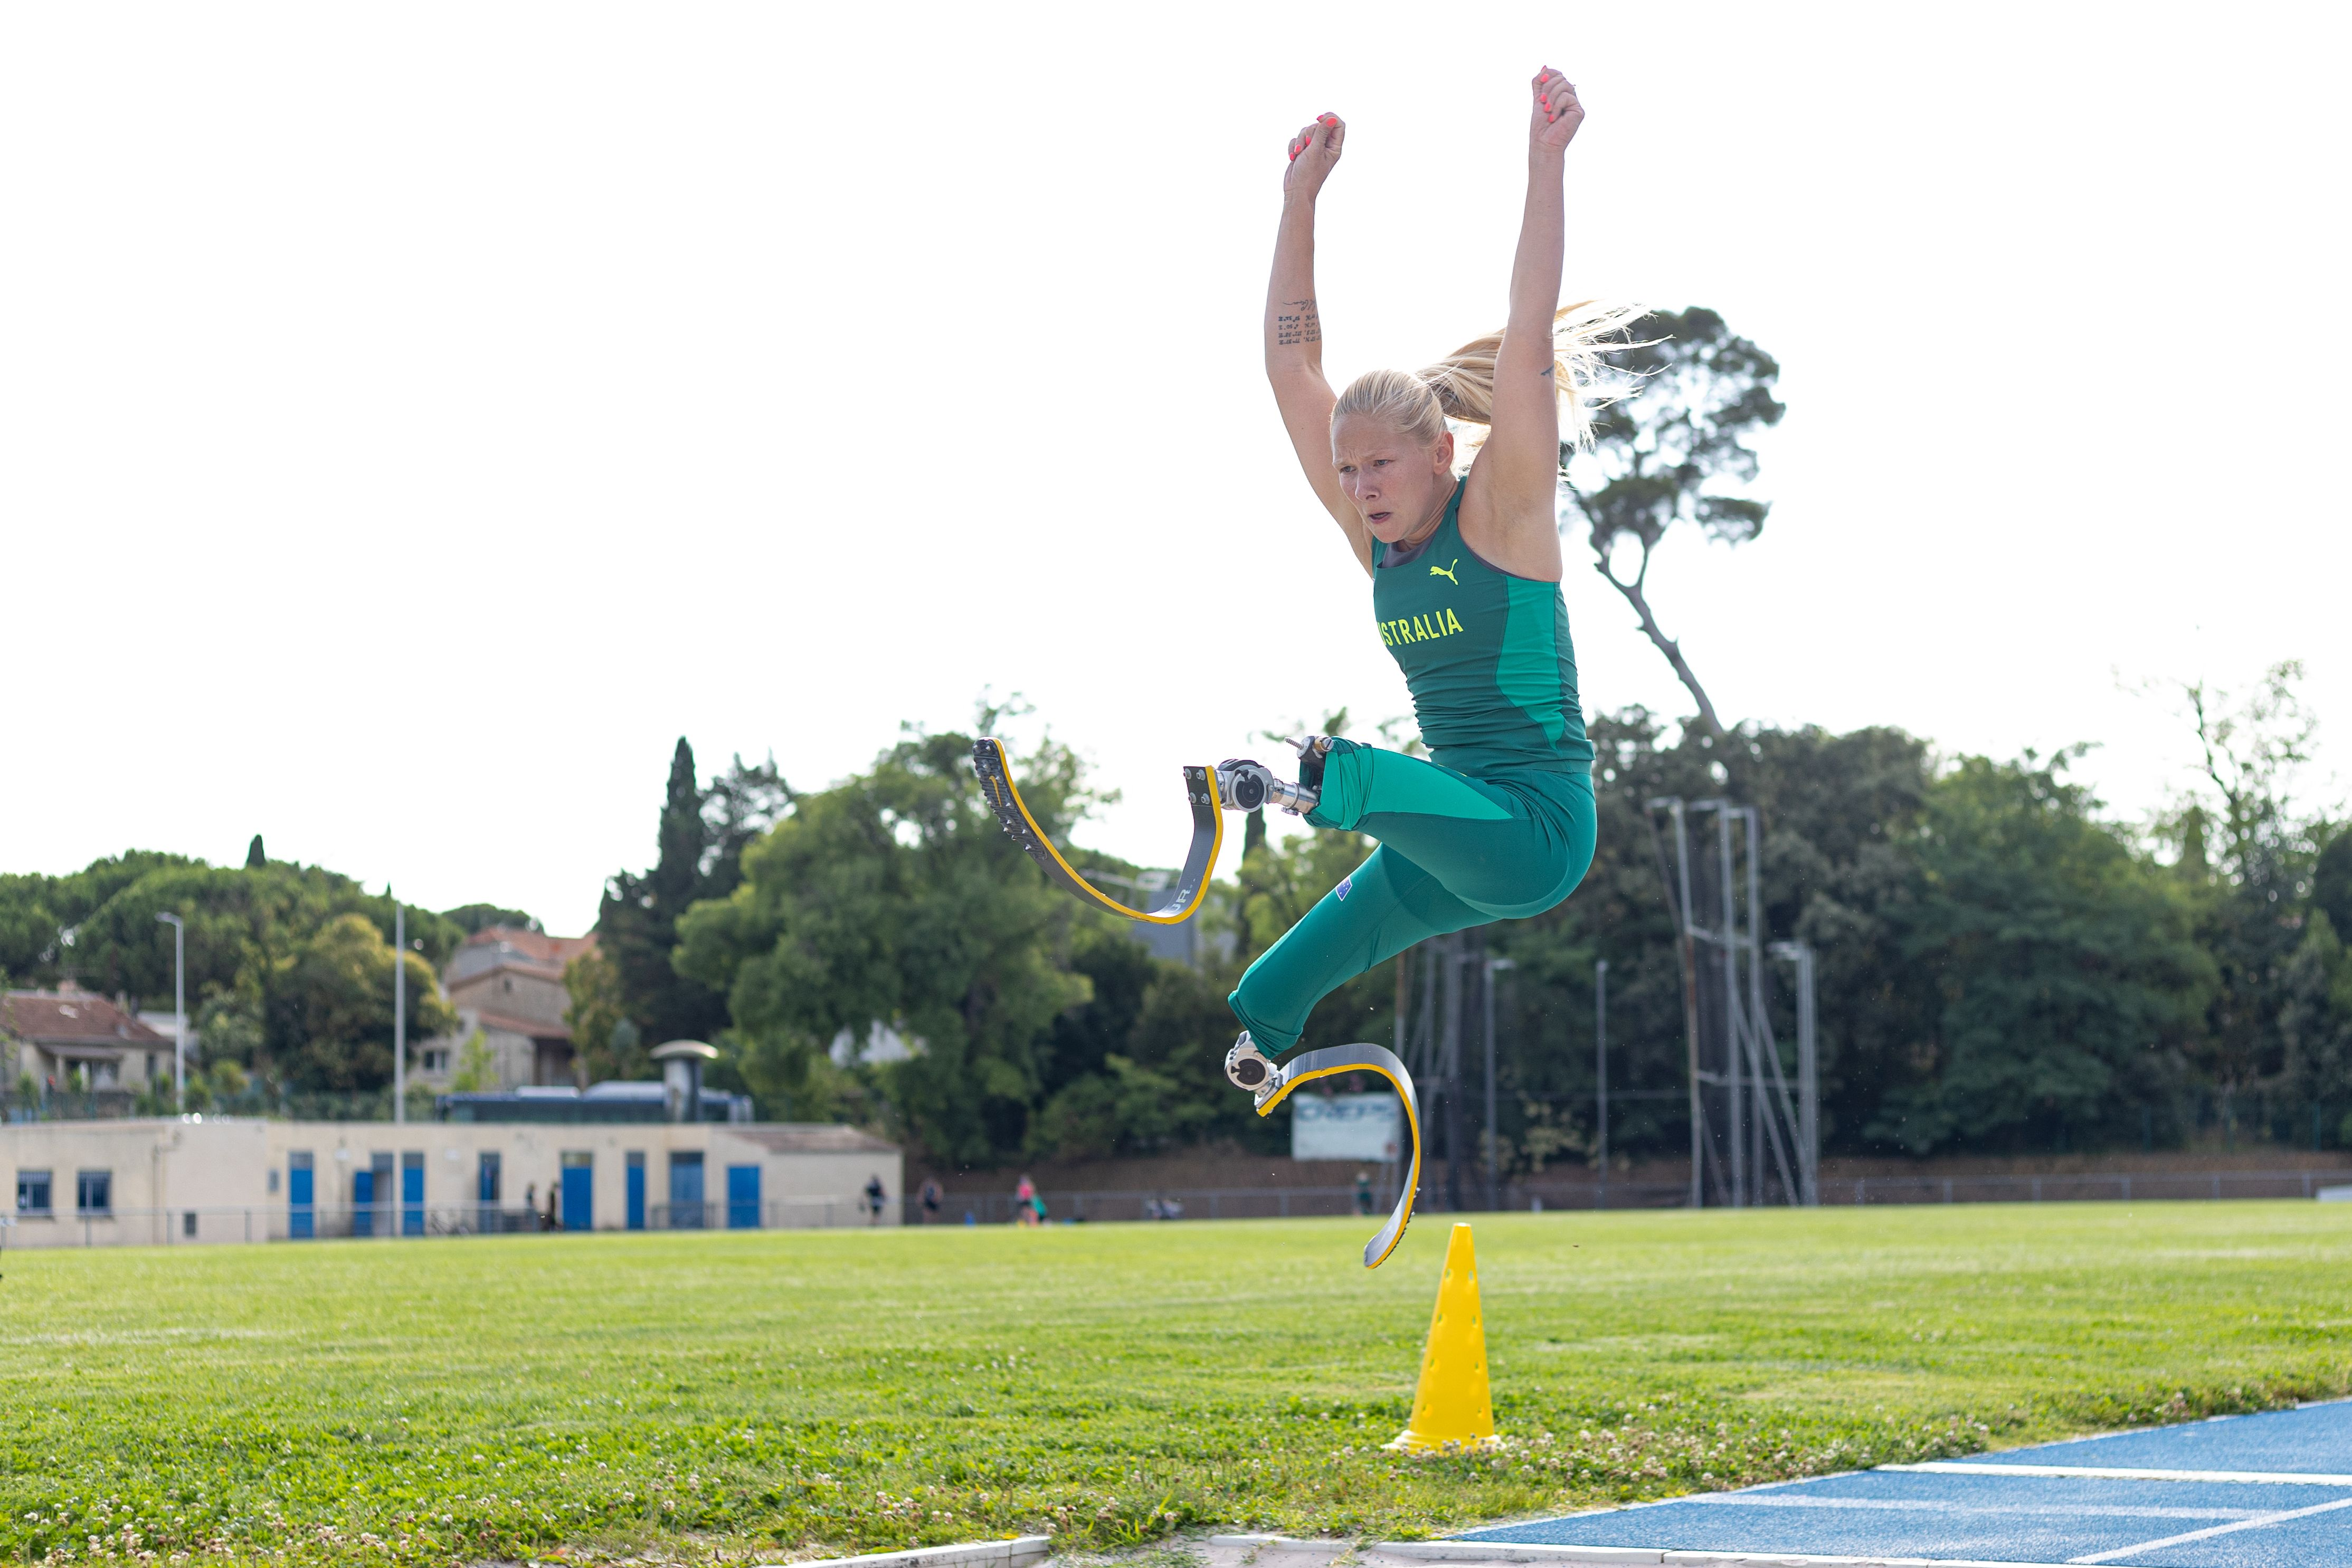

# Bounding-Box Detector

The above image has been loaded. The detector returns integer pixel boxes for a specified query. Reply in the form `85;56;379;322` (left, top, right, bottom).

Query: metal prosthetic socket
1215;735;1335;818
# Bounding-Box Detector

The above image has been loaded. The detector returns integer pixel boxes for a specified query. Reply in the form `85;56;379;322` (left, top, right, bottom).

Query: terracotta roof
724;1124;899;1155
467;1007;575;1042
1;991;168;1047
462;927;596;967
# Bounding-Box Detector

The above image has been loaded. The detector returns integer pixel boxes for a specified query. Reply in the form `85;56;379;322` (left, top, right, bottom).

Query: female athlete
1219;68;1633;1099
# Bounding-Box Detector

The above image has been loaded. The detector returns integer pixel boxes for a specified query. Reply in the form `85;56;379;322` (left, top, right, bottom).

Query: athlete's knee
1226;973;1298;1053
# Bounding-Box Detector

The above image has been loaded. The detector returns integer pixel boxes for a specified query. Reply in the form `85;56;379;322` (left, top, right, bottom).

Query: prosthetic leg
971;737;1220;924
1228;1034;1422;1269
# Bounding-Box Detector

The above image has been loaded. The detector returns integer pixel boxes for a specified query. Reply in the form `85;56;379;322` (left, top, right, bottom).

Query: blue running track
1448;1400;2352;1565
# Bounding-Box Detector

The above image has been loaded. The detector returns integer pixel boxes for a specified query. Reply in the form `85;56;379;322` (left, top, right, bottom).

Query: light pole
1595;957;1608;1210
155;913;186;1111
1483;956;1514;1211
392;897;406;1125
1769;940;1820;1205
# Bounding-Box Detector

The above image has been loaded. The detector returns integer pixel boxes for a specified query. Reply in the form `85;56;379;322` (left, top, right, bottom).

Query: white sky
5;3;2346;936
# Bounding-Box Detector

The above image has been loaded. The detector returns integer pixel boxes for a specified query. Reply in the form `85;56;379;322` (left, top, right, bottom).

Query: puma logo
1429;559;1459;585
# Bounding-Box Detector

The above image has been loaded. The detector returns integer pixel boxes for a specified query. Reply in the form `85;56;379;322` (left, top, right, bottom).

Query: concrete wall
1;1118;901;1247
408;1018;539;1093
7;1037;172;1092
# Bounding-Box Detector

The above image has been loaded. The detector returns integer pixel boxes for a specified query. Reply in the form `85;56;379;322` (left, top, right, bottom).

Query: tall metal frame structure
1647;797;1818;1208
1394;928;1491;1211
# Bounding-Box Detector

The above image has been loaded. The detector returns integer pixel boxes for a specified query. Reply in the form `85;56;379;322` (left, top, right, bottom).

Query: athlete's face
1332;414;1456;546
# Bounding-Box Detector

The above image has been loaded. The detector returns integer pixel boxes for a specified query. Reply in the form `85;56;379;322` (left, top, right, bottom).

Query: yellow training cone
1386;1222;1496;1452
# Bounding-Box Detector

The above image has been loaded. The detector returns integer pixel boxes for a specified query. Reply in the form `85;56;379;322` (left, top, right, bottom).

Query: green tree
448;1029;498;1092
245;835;265;869
675;726;1092;1163
264;914;458;1092
441;903;541;935
598;739;792;1049
564;945;648;1083
2277;911;2352;1140
1869;754;2212;1152
2172;662;2324;1099
2314;832;2352;938
1561;307;1784;738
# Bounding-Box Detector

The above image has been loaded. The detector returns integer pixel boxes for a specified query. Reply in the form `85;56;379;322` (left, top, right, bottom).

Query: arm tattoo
1275;297;1322;348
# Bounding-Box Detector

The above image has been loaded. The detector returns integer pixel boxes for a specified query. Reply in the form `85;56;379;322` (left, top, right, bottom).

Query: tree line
580;667;2350;1173
0;837;501;1106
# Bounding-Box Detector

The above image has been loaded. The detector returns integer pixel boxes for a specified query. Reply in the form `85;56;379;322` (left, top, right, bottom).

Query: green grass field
4;1203;2349;1567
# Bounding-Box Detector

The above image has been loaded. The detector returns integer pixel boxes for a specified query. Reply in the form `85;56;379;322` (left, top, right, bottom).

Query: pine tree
594;740;790;1052
245;835;266;869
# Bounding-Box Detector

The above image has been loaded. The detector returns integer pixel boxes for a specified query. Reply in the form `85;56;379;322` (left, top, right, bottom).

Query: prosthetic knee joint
1225;1031;1280;1108
1215;735;1335;817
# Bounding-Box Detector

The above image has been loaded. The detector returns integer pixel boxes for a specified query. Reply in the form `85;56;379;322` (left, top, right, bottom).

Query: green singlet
1227;478;1600;1053
1368;479;1594;777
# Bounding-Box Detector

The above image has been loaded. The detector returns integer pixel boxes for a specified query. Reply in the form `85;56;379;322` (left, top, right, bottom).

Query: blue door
477;1151;502;1233
401;1153;424;1236
625;1152;646;1231
726;1164;761;1229
352;1169;375;1237
560;1153;592;1231
288;1154;314;1239
668;1153;704;1228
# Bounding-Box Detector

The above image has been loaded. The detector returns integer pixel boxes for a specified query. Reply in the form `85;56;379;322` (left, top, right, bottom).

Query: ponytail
1332;301;1649;452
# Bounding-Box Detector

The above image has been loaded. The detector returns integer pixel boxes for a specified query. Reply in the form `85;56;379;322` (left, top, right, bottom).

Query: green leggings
1226;740;1597;1053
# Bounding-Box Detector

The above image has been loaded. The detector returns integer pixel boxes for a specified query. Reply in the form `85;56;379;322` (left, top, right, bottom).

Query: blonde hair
1331;301;1650;452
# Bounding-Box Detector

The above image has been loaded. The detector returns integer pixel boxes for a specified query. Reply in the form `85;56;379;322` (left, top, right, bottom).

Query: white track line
2065;1494;2352;1563
1881;1461;2352;1486
1686;1496;2255;1521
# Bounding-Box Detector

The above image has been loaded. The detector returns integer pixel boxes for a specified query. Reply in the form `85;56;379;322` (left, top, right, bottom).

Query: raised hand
1284;112;1345;199
1530;67;1583;153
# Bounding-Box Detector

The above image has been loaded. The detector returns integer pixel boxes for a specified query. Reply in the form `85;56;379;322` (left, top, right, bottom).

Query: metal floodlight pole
1440;941;1465;1212
1484;956;1513;1212
155;913;186;1111
392;898;405;1125
1594;957;1609;1211
1744;807;1766;1197
1771;940;1820;1205
1649;797;1702;1208
1712;804;1745;1209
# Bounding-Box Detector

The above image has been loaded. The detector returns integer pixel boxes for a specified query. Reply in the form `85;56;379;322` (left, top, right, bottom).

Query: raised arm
1265;115;1368;572
1460;69;1583;582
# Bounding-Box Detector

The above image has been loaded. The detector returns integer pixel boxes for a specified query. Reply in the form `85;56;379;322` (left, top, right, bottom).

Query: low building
2;986;173;1098
2;1116;902;1246
419;927;596;1090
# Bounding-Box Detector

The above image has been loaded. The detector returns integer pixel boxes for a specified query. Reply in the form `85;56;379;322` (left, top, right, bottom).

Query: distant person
1163;1196;1183;1221
864;1174;887;1225
1355;1171;1375;1215
1144;1196;1163;1221
1031;1191;1049;1225
919;1178;943;1222
1013;1173;1038;1228
524;1181;538;1230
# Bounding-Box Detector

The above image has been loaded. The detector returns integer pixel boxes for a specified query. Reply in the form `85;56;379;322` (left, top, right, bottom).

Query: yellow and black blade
971;737;1222;926
1255;1042;1422;1269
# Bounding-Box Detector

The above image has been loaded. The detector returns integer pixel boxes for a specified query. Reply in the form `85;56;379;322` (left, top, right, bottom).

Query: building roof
462;1006;575;1043
1;990;168;1049
726;1124;899;1155
443;927;596;988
